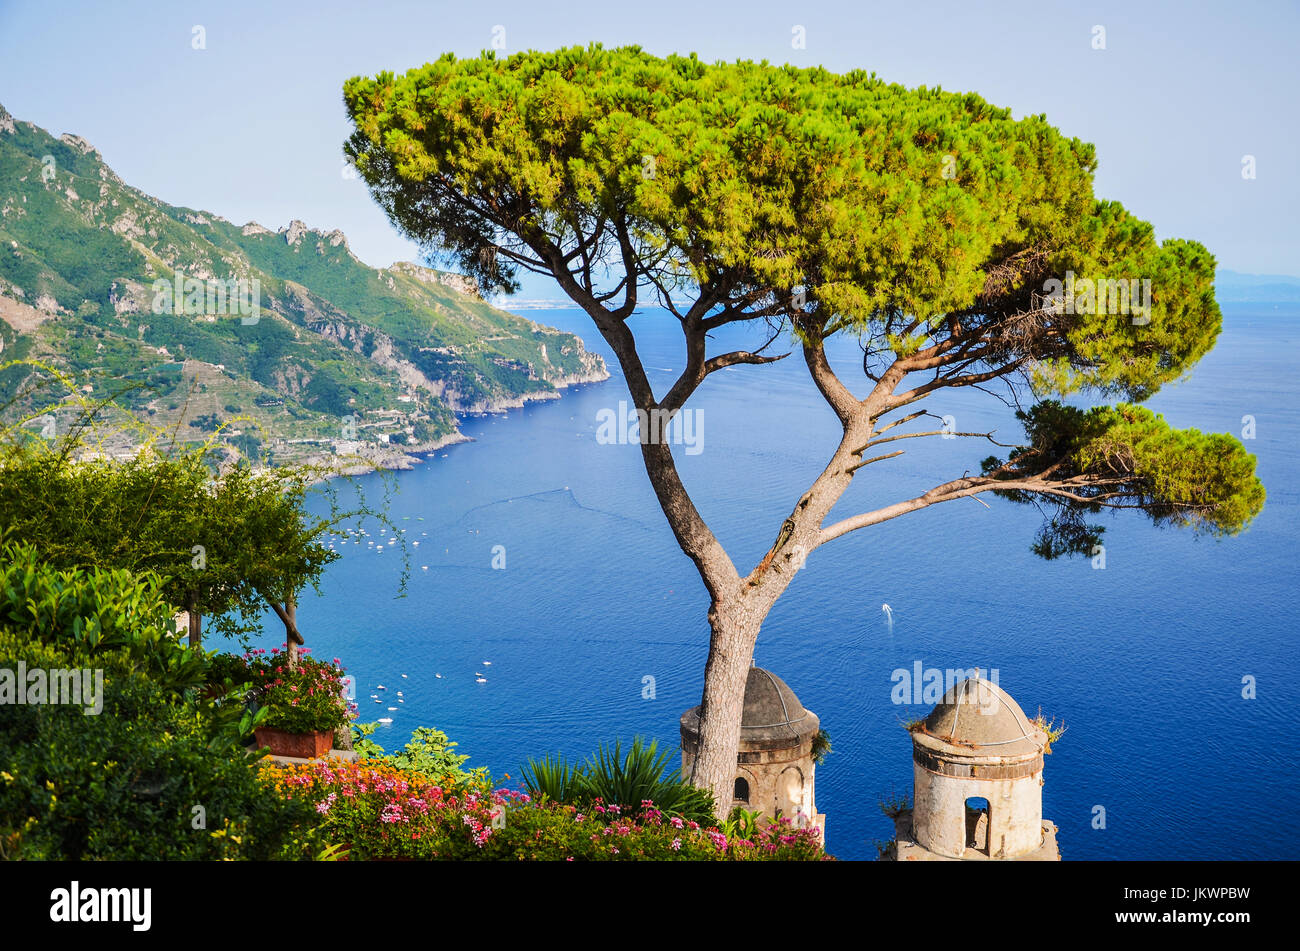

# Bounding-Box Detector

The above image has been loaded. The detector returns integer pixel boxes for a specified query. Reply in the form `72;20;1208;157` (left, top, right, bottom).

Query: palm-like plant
522;737;716;825
521;752;581;805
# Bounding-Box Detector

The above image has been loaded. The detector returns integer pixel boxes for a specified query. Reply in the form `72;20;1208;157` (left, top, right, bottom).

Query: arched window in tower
780;765;805;812
733;777;750;803
965;797;991;856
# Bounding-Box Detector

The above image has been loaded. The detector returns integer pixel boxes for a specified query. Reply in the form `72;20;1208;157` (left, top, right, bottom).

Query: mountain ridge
0;103;608;470
1214;269;1300;303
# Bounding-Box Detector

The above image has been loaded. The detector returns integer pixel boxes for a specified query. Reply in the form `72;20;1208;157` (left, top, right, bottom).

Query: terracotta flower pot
255;726;334;759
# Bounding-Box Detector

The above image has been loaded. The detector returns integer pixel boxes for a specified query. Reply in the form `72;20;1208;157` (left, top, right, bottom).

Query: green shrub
0;542;205;693
389;726;471;778
0;549;320;860
0;633;318;860
350;721;387;759
353;724;487;787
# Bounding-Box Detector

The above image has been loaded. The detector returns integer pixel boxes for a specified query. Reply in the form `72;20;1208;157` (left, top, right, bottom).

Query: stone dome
915;677;1045;758
680;666;820;750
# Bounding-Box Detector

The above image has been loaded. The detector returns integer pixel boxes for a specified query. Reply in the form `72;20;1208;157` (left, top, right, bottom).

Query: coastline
296;363;611;481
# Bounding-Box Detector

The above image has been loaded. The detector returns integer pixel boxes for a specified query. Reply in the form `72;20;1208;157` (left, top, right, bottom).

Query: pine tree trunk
285;600;299;670
187;596;202;649
688;602;763;821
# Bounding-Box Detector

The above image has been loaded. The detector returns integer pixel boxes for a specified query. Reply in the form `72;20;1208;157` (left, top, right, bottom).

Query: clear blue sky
1;0;1296;286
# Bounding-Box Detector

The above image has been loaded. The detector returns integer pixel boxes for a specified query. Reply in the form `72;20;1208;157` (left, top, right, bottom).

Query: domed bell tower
680;666;826;841
895;675;1060;861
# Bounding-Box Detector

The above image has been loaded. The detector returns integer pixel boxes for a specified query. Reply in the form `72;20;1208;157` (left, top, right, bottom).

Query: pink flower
671;838;681;851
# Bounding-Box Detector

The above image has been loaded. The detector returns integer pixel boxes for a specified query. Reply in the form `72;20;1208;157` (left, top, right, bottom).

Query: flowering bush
352;723;491;789
260;760;828;861
226;649;351;734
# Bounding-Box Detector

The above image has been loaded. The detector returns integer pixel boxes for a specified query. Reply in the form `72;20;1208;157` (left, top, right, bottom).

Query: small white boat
435;673;442;679
378;717;393;724
476;678;487;684
397;691;404;697
377;685;386;690
388;706;397;711
483;661;492;666
401;674;408;679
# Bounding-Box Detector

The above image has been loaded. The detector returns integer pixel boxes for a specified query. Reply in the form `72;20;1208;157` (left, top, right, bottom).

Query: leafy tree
344;46;1265;814
1;361;409;672
0;405;338;654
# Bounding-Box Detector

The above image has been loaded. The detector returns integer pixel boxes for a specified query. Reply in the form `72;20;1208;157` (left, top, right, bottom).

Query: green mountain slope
0;102;606;466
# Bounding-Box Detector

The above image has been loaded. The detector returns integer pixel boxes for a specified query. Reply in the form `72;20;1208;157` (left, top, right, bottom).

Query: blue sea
261;303;1298;861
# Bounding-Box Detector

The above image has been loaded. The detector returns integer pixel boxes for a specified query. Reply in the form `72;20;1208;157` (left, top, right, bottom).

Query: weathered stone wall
912;760;1043;859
